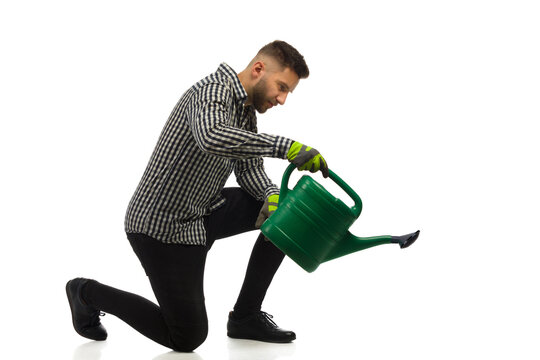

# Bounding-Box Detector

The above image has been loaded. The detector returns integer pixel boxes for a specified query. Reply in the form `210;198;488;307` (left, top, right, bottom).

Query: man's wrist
274;136;294;159
265;186;280;199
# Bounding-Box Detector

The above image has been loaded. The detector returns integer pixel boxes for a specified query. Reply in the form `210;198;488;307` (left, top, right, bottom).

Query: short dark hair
258;40;309;79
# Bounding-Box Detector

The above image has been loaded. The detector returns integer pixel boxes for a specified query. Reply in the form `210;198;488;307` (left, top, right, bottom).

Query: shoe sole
227;332;296;343
66;279;107;341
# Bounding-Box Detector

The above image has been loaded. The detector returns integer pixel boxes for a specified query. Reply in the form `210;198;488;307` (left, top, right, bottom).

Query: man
66;40;328;352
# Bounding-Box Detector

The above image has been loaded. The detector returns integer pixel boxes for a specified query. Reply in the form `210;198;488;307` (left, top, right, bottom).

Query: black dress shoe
66;278;107;341
227;311;296;343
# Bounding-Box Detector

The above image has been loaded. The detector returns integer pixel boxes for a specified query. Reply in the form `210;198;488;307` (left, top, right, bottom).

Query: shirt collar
217;63;248;104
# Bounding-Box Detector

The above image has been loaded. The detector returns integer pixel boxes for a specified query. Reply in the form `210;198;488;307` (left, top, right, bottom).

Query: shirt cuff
273;136;294;159
265;185;280;198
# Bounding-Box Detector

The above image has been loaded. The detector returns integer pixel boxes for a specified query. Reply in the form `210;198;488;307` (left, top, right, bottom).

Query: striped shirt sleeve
234;157;280;201
190;82;292;159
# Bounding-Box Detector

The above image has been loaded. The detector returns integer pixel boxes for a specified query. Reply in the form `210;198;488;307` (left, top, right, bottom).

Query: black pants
82;188;285;352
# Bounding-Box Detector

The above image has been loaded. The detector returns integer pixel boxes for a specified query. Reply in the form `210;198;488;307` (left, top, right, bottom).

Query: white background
1;0;539;359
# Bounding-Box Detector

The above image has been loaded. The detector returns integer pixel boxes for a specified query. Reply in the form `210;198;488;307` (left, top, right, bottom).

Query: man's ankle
231;309;258;320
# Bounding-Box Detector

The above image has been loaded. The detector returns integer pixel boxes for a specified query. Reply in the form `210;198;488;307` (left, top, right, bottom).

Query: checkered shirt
124;63;293;245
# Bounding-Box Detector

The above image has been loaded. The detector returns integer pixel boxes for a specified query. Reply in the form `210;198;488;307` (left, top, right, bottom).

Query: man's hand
255;194;279;228
287;141;329;178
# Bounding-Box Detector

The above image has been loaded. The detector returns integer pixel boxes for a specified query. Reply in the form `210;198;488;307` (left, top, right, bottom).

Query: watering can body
261;164;395;272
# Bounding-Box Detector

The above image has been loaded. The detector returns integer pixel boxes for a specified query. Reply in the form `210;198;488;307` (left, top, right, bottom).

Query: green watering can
261;164;419;273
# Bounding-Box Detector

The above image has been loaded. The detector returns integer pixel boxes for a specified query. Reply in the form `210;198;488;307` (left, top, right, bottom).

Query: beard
252;77;270;113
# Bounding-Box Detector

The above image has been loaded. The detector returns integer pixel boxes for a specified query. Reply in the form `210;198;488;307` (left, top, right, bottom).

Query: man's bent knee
168;324;208;352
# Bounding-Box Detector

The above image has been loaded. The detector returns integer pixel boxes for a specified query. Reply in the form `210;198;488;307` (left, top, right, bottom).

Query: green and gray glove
255;194;279;228
287;141;329;178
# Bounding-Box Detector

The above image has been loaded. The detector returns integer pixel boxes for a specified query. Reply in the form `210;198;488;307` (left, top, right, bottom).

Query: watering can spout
323;230;420;263
390;230;420;249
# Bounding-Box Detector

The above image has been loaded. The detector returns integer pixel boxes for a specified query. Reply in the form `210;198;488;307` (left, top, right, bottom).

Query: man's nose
276;92;288;105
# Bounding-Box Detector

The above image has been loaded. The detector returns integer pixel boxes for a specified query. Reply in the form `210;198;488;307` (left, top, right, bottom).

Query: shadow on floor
226;338;296;360
72;341;107;360
72;338;295;360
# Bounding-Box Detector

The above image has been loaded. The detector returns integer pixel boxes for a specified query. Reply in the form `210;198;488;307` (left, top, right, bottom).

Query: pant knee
169;324;208;352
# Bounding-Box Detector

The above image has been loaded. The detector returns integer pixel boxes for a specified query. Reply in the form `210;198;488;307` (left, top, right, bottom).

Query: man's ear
251;61;265;80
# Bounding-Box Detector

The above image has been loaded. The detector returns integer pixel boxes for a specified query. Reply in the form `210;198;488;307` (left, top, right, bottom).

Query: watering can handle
280;163;363;218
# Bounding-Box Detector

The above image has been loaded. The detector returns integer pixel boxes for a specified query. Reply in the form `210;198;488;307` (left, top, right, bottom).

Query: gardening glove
255;194;279;228
287;141;329;178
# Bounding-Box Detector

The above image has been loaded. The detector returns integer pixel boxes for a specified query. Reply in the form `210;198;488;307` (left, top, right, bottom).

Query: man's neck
237;70;252;106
